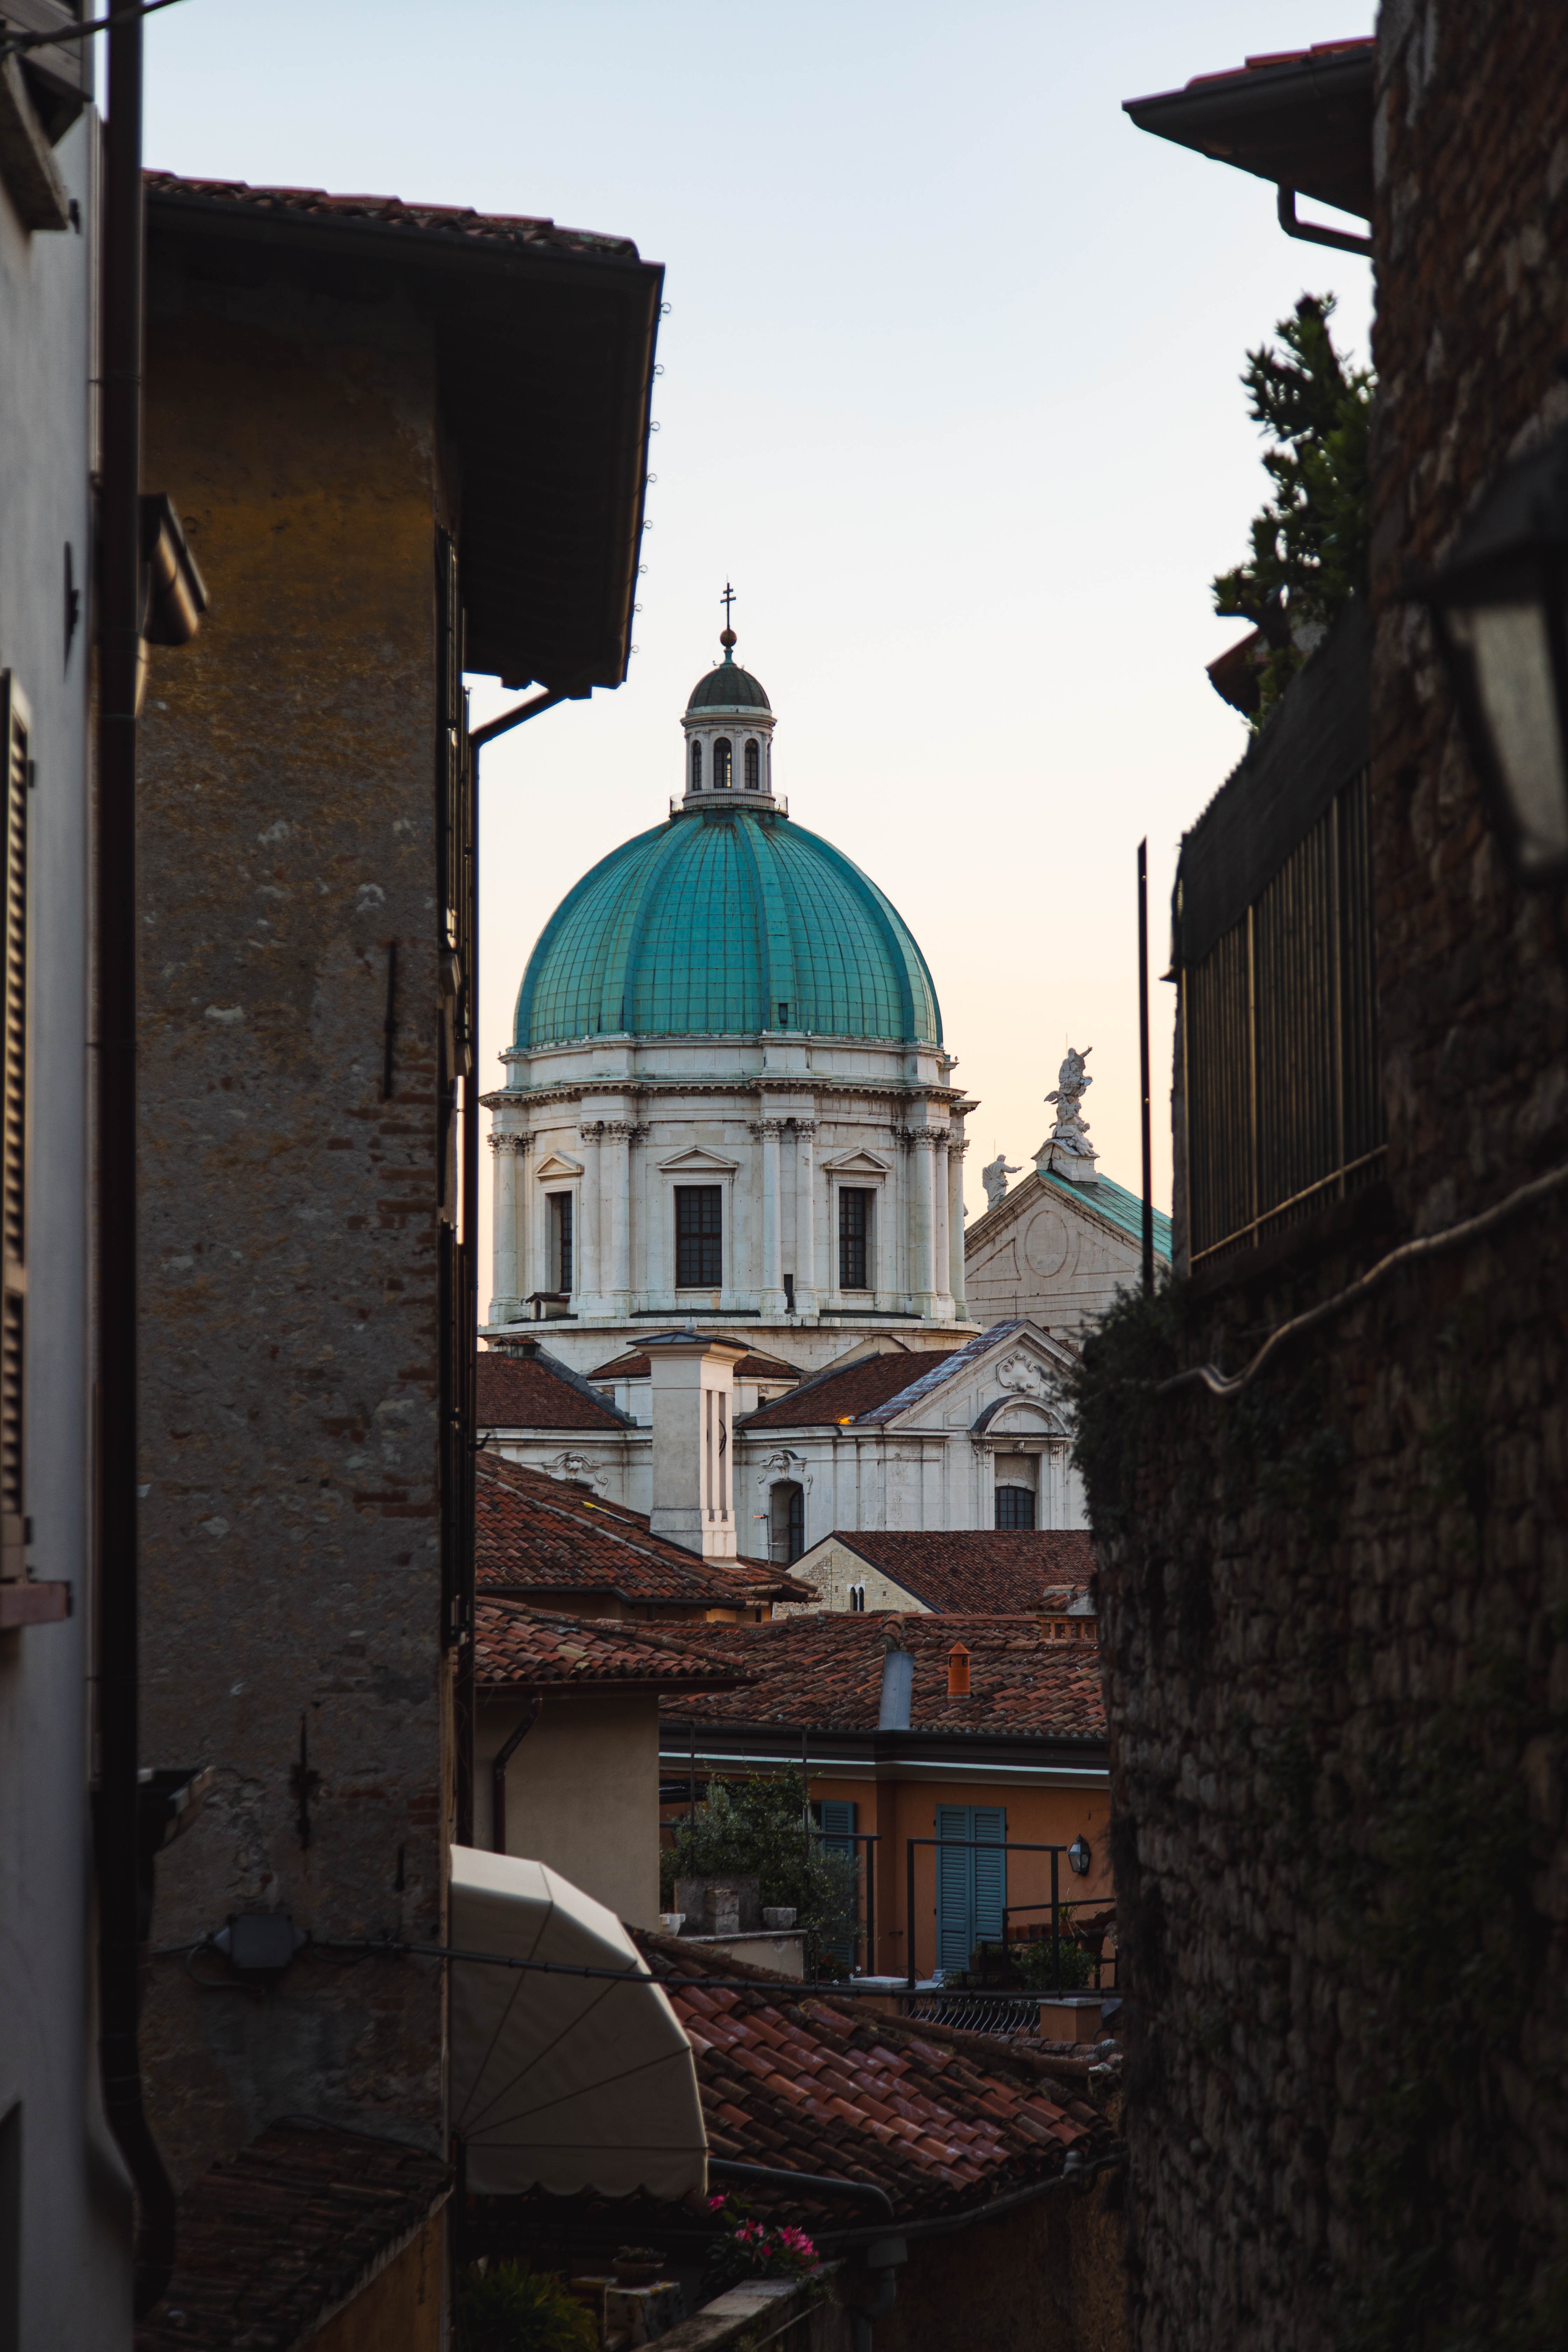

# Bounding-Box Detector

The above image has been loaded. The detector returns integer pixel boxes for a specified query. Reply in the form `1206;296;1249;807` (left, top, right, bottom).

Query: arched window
848;1582;866;1612
769;1479;804;1564
744;738;760;789
713;737;733;789
994;1485;1036;1530
690;738;702;790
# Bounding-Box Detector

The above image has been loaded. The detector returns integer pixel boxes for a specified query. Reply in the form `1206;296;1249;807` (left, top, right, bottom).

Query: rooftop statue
981;1154;1021;1212
1044;1044;1094;1160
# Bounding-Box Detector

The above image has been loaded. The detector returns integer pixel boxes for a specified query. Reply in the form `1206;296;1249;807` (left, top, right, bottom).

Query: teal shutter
971;1806;1007;1946
817;1800;857;1964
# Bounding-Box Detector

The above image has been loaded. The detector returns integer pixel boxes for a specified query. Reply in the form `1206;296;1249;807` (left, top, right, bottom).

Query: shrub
661;1770;860;1970
457;2262;597;2352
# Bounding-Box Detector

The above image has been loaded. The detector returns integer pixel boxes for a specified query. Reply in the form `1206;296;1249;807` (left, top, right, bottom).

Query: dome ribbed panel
516;813;942;1049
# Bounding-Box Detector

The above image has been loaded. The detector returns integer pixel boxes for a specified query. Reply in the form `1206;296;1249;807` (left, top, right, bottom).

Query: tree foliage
458;2263;597;2352
1212;294;1373;727
660;1770;860;1971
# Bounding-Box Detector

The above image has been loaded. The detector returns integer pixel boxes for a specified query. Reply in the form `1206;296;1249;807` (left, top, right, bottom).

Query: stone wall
135;271;452;2185
1084;8;1568;2349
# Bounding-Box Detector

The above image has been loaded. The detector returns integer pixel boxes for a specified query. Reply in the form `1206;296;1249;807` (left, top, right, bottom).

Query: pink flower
708;2194;728;2211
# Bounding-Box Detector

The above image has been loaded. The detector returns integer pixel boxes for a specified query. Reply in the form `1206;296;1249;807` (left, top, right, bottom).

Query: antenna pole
1138;839;1154;1297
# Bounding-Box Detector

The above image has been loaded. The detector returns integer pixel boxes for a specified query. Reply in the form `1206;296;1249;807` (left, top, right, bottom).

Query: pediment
657;1145;740;1175
823;1148;891;1176
534;1152;583;1181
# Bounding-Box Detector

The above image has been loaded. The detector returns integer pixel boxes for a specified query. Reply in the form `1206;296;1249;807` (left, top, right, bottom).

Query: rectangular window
838;1187;871;1290
675;1185;722;1287
935;1804;1007;1975
0;679;27;1582
994;1485;1036;1530
550;1191;573;1293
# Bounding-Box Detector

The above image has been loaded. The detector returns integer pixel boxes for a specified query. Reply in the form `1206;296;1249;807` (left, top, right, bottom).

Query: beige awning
448;1847;707;2200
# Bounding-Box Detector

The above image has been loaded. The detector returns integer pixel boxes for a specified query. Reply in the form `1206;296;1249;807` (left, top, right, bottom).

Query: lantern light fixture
1068;1833;1091;1877
1423;422;1568;886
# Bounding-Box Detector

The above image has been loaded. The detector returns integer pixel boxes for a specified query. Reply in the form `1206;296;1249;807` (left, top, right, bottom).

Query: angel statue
981;1153;1021;1211
1045;1045;1093;1156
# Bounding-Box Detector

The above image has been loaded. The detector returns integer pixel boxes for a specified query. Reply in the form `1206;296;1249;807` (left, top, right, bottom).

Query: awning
448;1847;707;2200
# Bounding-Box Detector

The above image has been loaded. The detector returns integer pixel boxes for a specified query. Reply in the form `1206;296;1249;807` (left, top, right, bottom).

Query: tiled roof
135;2120;449;2351
663;1614;1105;1740
635;1931;1114;2221
742;1325;1048;1433
474;1599;752;1691
1187;38;1375;89
589;1336;802;1384
475;1454;816;1611
477;1344;633;1432
142;171;640;261
819;1529;1096;1614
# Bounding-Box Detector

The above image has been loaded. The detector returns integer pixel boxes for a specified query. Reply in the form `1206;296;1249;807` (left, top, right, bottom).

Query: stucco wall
0;110;135;2346
310;2214;444;2352
478;1690;662;1926
134;269;451;2186
965;1170;1147;1340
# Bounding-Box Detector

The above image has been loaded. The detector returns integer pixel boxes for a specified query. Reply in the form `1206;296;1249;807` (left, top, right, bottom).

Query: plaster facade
476;1690;662;1927
965;1156;1171;1343
0;106;136;2346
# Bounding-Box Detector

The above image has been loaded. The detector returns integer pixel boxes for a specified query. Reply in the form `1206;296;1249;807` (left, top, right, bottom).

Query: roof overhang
145;182;663;690
1123;40;1375;220
661;1722;1109;1788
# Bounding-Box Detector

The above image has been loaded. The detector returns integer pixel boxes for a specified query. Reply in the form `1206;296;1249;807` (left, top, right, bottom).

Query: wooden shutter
971;1805;1007;1946
817;1799;857;1965
934;1805;972;1975
0;679;27;1579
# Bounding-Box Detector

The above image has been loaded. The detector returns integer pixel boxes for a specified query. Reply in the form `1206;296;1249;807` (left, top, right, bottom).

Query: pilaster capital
946;1138;968;1159
577;1120;605;1146
910;1128;945;1151
488;1131;528;1155
788;1116;819;1139
749;1118;789;1140
601;1120;647;1143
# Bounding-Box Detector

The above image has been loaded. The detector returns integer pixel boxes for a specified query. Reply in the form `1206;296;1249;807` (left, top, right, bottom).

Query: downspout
1275;184;1372;257
707;2159;904;2352
490;1695;541;1854
94;0;177;2315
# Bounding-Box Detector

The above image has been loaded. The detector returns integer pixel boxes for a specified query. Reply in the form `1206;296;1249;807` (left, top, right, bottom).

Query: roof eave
1122;43;1375;220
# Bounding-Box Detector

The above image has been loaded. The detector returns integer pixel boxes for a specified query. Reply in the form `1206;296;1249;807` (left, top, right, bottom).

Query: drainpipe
490;1696;541;1854
94;0;177;2315
706;2158;904;2352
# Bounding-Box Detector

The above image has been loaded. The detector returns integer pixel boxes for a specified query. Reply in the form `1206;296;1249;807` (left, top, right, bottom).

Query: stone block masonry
1083;9;1568;2350
134;279;453;2186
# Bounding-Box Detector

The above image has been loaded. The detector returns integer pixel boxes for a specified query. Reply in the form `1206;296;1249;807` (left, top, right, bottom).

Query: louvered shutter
934;1805;972;1974
817;1799;857;1965
0;679;27;1579
971;1806;1007;1946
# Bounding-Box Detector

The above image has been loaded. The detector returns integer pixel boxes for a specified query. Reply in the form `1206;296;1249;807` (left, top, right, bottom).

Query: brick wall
135;276;452;2185
1085;9;1568;2347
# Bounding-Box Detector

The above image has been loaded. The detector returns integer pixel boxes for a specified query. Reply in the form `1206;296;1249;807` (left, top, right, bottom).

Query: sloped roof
818;1528;1096;1614
742;1322;1051;1433
635;1931;1112;2221
478;1343;634;1431
474;1599;752;1692
1122;38;1376;220
142;172;642;258
663;1613;1105;1740
135;2121;449;2352
589;1337;801;1384
1038;1167;1174;1261
475;1454;814;1610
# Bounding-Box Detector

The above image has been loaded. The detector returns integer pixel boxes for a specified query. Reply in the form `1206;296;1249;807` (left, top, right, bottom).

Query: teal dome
686;658;771;712
517;808;942;1049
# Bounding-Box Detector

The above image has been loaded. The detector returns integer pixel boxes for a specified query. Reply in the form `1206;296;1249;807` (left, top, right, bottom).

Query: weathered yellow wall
872;2184;1128;2352
477;1690;662;1925
309;2214;444;2352
136;281;452;2186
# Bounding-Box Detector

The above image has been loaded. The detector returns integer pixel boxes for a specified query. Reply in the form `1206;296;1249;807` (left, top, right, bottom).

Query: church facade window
690;738;702;790
769;1479;805;1564
848;1581;866;1611
744;738;760;789
838;1187;871;1290
994;1484;1036;1530
675;1184;722;1287
713;737;732;788
549;1191;574;1294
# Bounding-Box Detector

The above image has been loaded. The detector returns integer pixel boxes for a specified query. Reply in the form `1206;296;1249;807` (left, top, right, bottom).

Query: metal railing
904;1836;1077;1993
1185;764;1384;1264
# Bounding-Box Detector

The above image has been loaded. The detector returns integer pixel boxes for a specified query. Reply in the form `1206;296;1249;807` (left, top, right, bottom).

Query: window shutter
971;1806;1007;1945
934;1805;972;1974
0;679;27;1580
817;1799;857;1964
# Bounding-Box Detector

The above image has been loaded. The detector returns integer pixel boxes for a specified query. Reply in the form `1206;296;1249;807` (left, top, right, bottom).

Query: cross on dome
682;592;775;804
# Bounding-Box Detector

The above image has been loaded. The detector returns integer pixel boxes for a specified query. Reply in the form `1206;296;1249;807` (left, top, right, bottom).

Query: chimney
947;1643;971;1697
645;1331;749;1560
877;1642;913;1730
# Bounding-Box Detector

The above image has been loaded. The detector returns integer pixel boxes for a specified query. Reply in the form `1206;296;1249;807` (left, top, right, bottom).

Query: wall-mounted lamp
1068;1833;1091;1877
1423;423;1568;886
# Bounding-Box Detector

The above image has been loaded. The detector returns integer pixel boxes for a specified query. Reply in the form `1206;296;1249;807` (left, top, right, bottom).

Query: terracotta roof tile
742;1322;1044;1433
143;170;641;261
589;1336;802;1384
635;1931;1114;2222
660;1612;1105;1740
473;1600;754;1691
475;1453;815;1612
814;1528;1096;1615
478;1344;634;1432
135;2120;449;2352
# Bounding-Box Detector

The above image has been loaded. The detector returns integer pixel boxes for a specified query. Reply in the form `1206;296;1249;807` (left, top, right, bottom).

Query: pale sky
143;1;1373;1244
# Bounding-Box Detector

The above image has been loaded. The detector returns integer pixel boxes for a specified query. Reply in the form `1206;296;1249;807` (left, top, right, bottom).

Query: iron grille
1185;765;1384;1263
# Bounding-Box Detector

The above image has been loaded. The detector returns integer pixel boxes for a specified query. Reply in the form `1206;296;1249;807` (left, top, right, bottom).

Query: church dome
686;657;771;713
516;808;942;1050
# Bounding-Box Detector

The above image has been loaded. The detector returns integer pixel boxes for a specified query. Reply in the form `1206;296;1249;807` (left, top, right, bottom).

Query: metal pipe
1138;839;1153;1297
490;1696;541;1854
906;1840;917;1990
94;0;177;2315
1051;1849;1060;1993
1276;184;1372;257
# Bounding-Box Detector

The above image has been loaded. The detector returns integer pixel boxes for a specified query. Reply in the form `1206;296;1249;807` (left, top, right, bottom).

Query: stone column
908;1129;939;1311
751;1118;787;1313
576;1119;604;1312
791;1118;818;1312
947;1138;968;1320
932;1128;952;1317
602;1122;636;1312
488;1133;524;1324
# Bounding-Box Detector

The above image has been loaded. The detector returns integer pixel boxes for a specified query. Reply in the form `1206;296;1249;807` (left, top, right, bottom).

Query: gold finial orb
719;627;737;648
